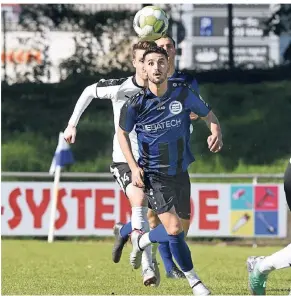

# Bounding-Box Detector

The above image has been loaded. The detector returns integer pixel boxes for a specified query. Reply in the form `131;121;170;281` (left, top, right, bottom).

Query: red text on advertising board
7;187;132;230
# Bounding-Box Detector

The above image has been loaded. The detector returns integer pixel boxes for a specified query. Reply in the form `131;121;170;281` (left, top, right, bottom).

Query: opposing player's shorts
144;171;191;219
284;159;291;211
110;162;132;194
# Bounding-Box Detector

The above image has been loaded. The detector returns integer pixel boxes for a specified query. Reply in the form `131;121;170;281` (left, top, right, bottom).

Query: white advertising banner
1;182;287;237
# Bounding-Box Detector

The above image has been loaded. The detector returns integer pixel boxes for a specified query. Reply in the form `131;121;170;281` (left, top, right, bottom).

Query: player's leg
126;184;157;286
110;163;156;286
130;173;210;295
132;208;210;295
247;244;291;295
147;208;179;279
147;208;160;261
148;172;191;279
164;171;191;278
147;173;192;280
111;163;144;262
247;160;291;295
147;209;161;285
176;171;192;237
115;206;161;286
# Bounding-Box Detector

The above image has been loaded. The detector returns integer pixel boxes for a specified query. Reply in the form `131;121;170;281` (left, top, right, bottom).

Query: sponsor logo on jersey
144;119;182;132
169;101;182;115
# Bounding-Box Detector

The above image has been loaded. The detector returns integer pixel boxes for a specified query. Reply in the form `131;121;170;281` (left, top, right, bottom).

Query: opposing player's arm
118;101;144;187
68;83;98;128
64;83;98;143
64;79;123;143
68;79;122;127
96;78;126;100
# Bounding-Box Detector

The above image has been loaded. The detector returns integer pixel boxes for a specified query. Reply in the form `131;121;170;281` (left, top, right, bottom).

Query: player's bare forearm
202;111;222;138
201;111;223;152
117;127;139;171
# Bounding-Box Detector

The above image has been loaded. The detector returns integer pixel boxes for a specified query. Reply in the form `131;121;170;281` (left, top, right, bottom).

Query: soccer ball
133;6;169;41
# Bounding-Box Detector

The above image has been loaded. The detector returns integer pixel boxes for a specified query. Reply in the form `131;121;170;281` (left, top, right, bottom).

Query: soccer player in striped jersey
150;35;200;278
63;40;159;286
113;35;214;280
247;158;291;295
118;45;222;295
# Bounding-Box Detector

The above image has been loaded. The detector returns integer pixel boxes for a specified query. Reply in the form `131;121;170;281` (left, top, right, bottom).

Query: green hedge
2;75;291;173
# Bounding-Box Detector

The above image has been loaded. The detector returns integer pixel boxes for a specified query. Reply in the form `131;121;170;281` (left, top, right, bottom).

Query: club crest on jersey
169;101;182;115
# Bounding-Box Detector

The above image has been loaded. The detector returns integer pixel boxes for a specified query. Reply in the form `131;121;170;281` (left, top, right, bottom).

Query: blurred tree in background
17;4;136;81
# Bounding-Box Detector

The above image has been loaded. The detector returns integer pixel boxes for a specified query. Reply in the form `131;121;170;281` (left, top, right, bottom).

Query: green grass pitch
2;240;291;295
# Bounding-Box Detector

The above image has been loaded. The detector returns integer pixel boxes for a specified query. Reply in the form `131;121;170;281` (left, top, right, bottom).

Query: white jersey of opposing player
69;76;141;163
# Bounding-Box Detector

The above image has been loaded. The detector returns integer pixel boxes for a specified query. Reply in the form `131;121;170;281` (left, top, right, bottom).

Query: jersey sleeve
190;78;199;93
186;85;211;117
96;79;120;100
119;101;137;133
185;73;200;93
68;83;97;127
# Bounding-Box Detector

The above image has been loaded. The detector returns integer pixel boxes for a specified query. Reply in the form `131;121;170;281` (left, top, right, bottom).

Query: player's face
132;49;147;80
155;37;176;61
144;53;169;85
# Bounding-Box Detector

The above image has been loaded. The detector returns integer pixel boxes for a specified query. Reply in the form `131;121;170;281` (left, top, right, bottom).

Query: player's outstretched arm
64;83;98;143
117;127;144;188
201;111;223;153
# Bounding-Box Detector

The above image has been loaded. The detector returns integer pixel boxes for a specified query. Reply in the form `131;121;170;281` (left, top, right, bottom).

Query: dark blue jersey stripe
176;137;184;174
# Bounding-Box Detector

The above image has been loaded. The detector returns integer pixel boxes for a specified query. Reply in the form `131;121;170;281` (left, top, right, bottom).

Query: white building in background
1;4;281;83
176;4;280;70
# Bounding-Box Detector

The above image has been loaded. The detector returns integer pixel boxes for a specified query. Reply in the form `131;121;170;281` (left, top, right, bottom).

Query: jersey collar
132;75;143;88
169;70;178;79
145;87;170;100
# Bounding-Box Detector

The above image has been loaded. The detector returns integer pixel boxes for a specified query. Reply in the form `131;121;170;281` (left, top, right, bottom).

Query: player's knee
147;209;160;228
167;224;183;236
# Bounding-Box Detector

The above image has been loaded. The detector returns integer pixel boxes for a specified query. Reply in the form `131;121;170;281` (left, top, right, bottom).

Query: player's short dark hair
160;35;176;48
143;46;169;61
132;41;156;59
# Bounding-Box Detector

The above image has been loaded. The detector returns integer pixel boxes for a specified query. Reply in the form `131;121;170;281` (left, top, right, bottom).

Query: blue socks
120;222;192;274
148;224;169;243
168;231;193;272
158;242;176;273
120;222;169;243
120;222;132;239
